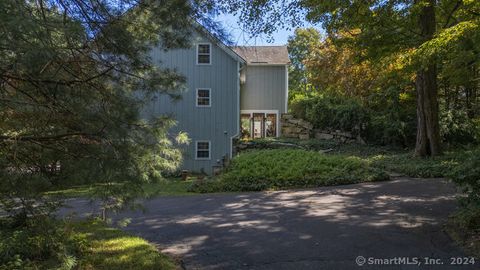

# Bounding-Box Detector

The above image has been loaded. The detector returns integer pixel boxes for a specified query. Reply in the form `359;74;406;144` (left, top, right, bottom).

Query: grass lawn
0;219;177;269
45;178;195;198
143;179;195;197
73;220;177;270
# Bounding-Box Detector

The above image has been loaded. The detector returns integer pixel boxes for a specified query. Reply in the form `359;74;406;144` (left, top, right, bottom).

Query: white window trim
196;43;212;65
285;65;289;113
196;88;211;107
195;140;211;160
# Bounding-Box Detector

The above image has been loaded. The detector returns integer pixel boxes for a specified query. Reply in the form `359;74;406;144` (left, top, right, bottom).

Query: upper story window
197;43;211;65
196;88;211;107
196;141;211;160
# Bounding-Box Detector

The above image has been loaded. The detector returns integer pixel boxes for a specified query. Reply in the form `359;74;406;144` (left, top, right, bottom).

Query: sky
216;13;319;46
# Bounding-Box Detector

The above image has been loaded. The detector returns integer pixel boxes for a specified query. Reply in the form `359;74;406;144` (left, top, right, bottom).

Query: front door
265;114;277;137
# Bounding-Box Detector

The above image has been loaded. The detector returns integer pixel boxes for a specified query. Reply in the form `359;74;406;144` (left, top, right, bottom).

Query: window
265;114;277;137
196;88;211;107
196;141;211;160
197;44;211;64
240;111;279;139
241;114;252;139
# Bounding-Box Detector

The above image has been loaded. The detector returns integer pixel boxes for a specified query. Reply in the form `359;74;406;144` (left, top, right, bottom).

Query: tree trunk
414;0;442;156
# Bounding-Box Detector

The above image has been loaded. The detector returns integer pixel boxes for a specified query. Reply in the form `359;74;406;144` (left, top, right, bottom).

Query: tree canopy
211;0;480;155
0;0;225;219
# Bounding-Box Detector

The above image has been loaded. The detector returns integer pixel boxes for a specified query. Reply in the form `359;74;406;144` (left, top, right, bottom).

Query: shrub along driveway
66;178;476;269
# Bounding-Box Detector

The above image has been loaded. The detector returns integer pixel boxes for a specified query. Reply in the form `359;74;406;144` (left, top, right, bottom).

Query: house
232;46;290;139
144;26;290;174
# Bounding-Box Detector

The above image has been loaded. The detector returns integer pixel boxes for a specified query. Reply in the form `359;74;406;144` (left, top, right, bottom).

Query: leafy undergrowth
243;138;476;179
368;146;480;178
0;218;177;270
242;138;404;155
190;149;389;192
447;207;480;259
446;149;480;258
369;152;461;178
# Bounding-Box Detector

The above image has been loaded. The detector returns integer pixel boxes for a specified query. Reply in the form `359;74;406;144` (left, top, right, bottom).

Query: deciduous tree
211;0;480;156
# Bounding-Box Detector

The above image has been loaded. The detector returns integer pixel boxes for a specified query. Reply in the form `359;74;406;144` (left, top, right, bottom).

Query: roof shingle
231;46;290;65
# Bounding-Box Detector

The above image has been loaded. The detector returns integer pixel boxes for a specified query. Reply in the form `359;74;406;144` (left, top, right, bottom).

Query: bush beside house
189;149;389;192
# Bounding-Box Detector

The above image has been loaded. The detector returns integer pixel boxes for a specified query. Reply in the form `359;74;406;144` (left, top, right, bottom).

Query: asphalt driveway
65;178;477;270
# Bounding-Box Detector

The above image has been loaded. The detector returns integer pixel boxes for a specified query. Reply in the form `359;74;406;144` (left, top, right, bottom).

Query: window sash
197;44;211;64
197;142;209;150
196;141;210;159
197;90;210;97
198;44;210;54
196;89;211;106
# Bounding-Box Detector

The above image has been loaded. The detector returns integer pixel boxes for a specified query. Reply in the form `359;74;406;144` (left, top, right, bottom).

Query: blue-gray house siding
240;65;288;113
144;29;242;174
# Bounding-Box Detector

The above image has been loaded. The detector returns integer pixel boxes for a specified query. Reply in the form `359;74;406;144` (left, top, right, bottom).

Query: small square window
196;141;210;160
197;44;211;64
196;89;211;107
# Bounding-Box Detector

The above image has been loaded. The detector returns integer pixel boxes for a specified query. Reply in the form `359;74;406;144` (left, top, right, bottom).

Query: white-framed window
196;88;211;107
195;141;211;160
197;43;211;65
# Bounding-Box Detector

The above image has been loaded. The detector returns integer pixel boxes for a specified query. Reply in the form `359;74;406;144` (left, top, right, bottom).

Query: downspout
229;61;245;158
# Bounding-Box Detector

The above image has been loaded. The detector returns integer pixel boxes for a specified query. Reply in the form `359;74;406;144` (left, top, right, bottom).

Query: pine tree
0;0;205;219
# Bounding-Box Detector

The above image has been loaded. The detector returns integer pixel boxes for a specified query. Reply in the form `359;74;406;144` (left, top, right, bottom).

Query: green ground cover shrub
368;147;477;178
445;148;480;257
237;139;476;179
370;153;459;178
191;149;389;192
448;149;480;227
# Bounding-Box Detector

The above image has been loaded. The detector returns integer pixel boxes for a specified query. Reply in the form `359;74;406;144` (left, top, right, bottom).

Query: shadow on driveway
65;178;476;270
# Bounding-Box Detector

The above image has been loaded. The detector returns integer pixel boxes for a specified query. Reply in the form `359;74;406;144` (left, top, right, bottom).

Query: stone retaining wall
281;114;365;144
281;114;312;140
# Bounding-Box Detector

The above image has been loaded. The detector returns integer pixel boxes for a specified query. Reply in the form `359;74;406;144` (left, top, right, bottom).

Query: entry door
265;114;277;137
252;113;265;139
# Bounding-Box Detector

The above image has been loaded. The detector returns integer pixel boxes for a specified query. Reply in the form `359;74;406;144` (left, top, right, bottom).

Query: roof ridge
231;46;290;65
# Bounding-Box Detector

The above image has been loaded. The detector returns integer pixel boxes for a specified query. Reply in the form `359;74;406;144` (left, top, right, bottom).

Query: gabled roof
191;21;246;64
231;46;290;65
